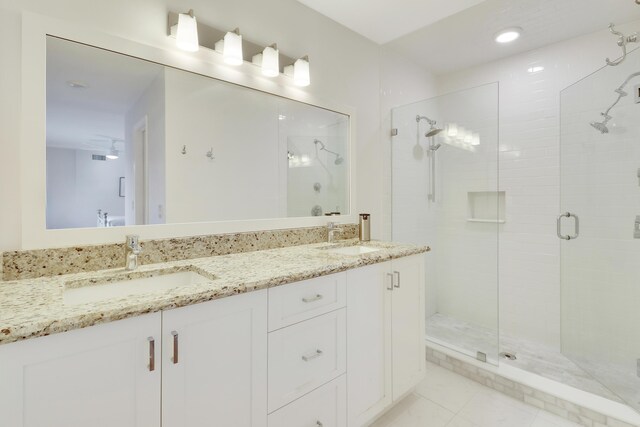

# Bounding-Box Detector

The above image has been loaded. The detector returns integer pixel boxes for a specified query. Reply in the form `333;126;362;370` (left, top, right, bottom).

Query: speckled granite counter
0;240;429;346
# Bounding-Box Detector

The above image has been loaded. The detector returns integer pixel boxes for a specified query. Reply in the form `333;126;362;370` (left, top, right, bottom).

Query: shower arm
606;23;638;66
599;71;640;120
313;139;340;157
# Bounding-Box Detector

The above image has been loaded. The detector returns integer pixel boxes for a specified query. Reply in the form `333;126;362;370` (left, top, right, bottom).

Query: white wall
0;0;389;251
436;20;640;350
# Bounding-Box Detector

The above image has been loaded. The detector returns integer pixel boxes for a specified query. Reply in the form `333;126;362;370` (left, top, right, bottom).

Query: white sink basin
323;245;382;256
63;269;213;305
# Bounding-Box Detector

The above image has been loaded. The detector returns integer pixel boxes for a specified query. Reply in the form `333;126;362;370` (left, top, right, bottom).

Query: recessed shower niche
467;191;505;223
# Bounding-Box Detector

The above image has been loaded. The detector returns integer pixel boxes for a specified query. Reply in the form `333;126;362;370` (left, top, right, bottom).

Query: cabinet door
346;262;392;426
0;313;161;427
162;290;268;427
391;254;426;400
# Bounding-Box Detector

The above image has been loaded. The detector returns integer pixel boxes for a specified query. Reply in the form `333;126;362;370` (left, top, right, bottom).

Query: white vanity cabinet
161;289;268;427
0;312;162;427
0;252;425;427
347;254;426;427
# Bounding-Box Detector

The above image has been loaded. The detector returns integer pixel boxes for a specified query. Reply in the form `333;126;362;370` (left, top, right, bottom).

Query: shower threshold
426;313;623;402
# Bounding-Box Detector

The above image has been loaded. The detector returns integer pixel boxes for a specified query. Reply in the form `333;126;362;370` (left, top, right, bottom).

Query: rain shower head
416;115;443;137
314;139;344;165
590;121;610;134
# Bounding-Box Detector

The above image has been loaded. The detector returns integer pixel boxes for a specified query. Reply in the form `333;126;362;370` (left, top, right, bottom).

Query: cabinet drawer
267;375;346;427
268;272;346;331
268;309;346;412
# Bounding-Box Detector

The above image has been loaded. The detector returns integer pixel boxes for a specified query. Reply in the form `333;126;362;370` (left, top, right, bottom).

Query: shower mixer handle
557;212;579;240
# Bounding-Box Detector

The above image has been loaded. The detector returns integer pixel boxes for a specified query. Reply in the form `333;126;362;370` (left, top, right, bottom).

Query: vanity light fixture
220;28;243;66
446;123;458;137
284;56;311;87
252;44;280;77
463;132;473;144
495;27;522;44
175;10;199;52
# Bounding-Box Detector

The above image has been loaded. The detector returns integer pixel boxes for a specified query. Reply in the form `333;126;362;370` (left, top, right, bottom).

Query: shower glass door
391;83;500;364
560;49;640;411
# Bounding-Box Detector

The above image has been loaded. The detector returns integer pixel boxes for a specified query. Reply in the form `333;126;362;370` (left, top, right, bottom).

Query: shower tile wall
436;19;640;351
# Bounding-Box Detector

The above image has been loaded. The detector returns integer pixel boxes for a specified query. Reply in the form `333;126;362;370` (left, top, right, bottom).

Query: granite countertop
0;239;429;346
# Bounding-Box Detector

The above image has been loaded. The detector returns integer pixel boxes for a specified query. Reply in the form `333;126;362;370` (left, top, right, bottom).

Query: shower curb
425;345;638;427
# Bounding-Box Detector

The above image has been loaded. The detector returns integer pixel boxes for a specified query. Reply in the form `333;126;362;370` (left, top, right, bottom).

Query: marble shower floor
426;313;626;403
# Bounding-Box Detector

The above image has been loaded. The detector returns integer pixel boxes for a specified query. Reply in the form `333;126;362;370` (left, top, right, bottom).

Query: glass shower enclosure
560;48;640;411
391;83;500;364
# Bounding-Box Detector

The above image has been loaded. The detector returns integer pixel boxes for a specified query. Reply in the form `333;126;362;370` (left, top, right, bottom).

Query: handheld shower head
590;121;610;134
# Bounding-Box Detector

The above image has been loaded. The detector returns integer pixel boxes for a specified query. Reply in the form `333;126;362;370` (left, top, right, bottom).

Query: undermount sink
322;245;382;256
63;268;214;305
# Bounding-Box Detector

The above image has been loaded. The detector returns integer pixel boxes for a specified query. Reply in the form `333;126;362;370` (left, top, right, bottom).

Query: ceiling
46;36;163;151
297;0;640;74
295;0;487;44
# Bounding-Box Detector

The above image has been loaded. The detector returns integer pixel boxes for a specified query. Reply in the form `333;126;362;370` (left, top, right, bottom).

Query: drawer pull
147;337;155;372
302;294;323;303
171;331;179;364
393;270;401;288
302;349;323;362
386;272;394;291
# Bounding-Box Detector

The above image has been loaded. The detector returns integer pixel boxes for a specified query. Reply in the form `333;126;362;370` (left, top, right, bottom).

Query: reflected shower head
314;138;344;165
590;121;609;134
417;115;443;137
428;143;442;151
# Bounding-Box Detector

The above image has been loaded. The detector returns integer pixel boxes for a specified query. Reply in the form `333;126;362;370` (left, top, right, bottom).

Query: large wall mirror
45;36;350;230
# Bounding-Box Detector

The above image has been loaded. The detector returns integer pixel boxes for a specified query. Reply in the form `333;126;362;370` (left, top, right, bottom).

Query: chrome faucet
125;235;143;270
327;222;344;243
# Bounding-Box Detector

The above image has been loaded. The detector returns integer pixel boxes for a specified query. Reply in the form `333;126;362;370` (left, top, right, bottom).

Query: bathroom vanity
0;241;427;427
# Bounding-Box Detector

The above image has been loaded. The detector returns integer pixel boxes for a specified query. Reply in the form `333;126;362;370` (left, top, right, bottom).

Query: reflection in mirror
45;36;349;230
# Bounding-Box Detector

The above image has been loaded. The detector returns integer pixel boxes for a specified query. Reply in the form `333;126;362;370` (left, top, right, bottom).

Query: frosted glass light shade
464;132;473;143
471;133;480;146
447;123;458;137
176;12;199;52
223;31;243;66
293;57;310;87
262;46;279;77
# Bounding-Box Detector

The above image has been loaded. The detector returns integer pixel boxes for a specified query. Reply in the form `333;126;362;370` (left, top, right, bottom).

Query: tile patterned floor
372;361;582;427
425;313;622;402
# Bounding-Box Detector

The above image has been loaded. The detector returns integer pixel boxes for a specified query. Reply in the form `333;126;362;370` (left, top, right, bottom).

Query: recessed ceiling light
495;27;522;44
67;80;88;89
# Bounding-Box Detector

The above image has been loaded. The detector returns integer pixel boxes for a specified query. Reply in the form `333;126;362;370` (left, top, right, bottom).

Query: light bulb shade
464;132;473;143
456;126;466;141
447;123;458;137
223;31;243;65
176;12;199;52
106;149;119;160
471;133;480;146
293;57;310;87
261;46;280;77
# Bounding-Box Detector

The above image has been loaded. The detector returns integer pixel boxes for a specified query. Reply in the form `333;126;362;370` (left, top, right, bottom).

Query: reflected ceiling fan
84;135;125;160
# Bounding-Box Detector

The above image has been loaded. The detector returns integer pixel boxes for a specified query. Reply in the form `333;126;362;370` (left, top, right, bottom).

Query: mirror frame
20;12;357;250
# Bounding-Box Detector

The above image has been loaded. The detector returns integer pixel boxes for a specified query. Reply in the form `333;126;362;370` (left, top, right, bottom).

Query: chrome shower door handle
557;212;579;240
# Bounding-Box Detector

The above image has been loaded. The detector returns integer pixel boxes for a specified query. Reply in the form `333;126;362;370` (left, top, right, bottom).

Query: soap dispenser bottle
359;213;371;242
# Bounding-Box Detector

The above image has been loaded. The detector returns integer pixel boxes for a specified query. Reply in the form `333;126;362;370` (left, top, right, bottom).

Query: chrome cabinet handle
171;331;179;364
302;294;323;303
557;212;579;240
393;271;401;288
386;272;394;291
148;337;155;372
302;349;323;362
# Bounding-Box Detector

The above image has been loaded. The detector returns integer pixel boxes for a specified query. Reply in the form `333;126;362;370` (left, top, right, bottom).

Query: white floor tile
371;393;456;427
457;389;539;427
415;362;482;413
530;411;582;427
445;415;482;427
